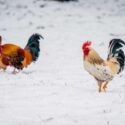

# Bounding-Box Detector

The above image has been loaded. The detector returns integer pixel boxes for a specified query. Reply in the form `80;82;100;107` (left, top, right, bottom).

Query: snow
0;0;125;125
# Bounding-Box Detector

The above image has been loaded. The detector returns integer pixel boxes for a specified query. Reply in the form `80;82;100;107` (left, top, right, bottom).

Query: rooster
0;33;43;73
82;39;125;92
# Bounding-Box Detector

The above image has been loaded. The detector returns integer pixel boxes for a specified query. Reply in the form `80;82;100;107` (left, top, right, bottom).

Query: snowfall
0;0;125;125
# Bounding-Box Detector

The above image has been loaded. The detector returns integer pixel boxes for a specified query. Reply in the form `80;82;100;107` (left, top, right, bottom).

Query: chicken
82;39;125;92
0;33;43;73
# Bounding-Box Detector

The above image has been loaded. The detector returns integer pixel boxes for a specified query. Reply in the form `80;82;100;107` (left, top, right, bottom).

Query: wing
83;47;112;81
84;60;114;82
85;48;104;65
1;44;25;69
1;44;21;56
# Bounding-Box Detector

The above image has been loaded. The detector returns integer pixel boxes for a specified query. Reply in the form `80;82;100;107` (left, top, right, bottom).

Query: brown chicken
0;34;43;73
82;39;125;92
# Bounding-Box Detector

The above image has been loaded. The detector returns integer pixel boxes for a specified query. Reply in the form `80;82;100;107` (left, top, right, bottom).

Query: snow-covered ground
0;0;125;124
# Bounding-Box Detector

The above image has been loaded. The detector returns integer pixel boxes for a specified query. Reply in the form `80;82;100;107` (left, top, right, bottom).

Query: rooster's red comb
82;41;91;50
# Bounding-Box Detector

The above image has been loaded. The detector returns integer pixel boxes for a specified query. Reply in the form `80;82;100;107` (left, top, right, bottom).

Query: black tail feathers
108;39;125;73
25;33;44;61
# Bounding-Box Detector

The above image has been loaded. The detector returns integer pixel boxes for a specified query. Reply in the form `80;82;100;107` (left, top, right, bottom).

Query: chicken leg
98;82;102;92
103;82;108;92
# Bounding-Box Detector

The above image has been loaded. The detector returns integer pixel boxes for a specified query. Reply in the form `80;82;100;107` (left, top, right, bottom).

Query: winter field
0;0;125;125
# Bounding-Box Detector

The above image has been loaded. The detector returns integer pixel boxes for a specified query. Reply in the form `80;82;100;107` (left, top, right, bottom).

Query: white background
0;0;125;124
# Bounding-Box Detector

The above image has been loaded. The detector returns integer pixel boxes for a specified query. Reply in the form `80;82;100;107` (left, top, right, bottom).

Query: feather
85;48;104;65
107;39;125;73
0;33;43;71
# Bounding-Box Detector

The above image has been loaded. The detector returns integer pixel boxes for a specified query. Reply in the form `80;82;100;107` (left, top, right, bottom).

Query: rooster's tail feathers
25;33;43;61
108;39;125;73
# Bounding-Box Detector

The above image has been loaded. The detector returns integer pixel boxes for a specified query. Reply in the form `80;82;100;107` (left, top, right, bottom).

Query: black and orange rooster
0;34;43;73
82;39;125;92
